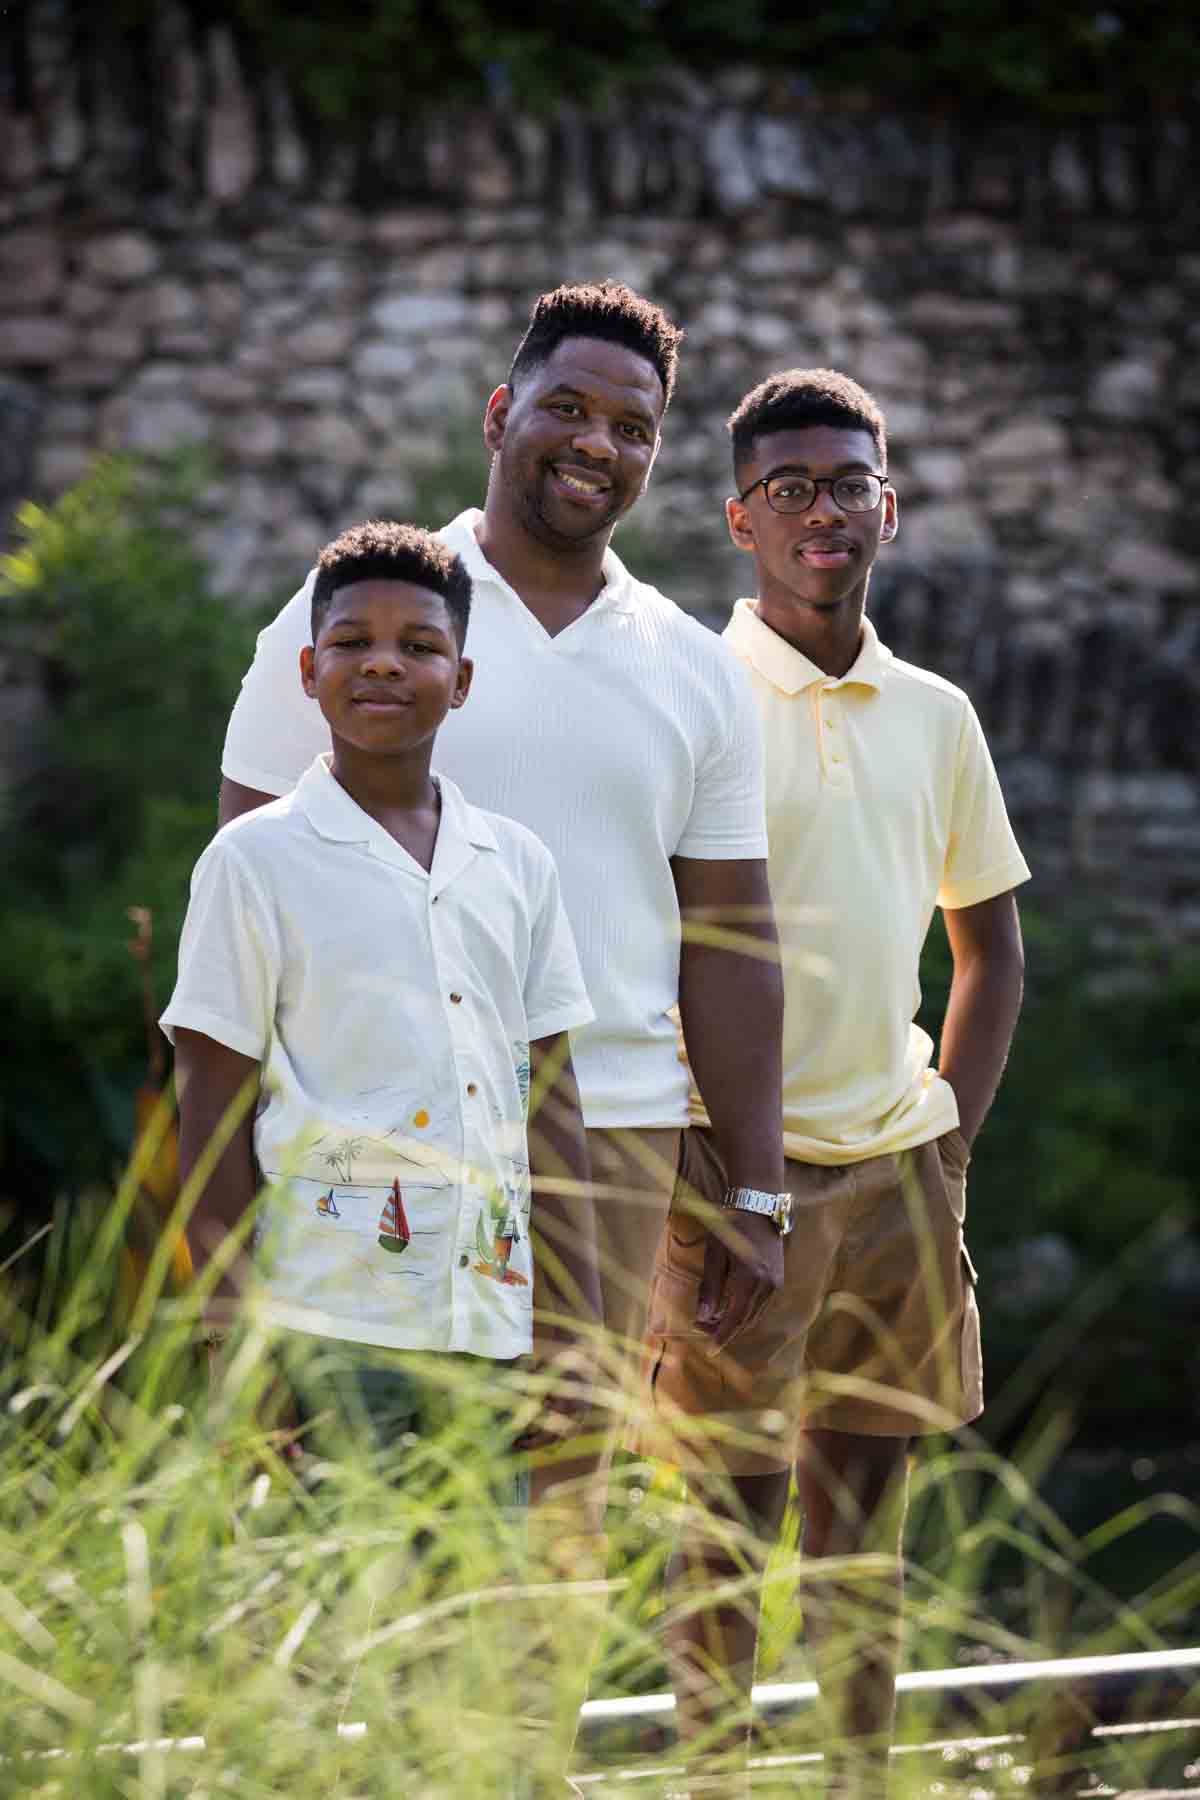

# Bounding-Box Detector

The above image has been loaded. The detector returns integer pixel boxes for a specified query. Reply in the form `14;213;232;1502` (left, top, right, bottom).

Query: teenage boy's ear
880;484;900;544
725;495;756;554
300;643;316;696
483;385;512;453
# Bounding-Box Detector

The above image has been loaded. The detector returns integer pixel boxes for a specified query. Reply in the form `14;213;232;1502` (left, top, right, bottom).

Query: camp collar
295;752;497;882
725;598;892;696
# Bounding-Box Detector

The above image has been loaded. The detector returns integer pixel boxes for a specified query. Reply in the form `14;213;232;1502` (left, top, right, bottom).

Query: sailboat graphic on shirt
378;1180;412;1254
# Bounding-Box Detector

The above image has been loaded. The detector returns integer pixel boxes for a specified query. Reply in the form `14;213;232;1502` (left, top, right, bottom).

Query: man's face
300;579;472;757
484;335;664;550
726;425;898;623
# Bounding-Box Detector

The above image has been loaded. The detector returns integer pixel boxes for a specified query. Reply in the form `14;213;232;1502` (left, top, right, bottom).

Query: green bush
0;453;267;1203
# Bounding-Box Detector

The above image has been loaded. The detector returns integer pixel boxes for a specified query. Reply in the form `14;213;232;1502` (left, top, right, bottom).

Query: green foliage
0;454;266;1196
917;910;1199;1430
95;0;1200;123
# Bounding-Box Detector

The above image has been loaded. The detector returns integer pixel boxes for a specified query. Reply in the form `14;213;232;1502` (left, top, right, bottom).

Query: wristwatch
722;1186;794;1236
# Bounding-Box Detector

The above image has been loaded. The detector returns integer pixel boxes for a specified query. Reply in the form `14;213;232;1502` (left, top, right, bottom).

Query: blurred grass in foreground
1;1124;1197;1798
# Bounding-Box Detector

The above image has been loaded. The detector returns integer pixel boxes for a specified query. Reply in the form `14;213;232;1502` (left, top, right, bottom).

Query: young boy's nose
362;644;404;676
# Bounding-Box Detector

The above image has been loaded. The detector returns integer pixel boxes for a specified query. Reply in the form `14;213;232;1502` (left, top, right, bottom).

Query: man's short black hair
311;520;471;647
728;369;888;479
508;280;682;409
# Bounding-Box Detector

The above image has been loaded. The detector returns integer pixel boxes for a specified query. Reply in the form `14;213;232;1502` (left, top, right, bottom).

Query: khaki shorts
630;1126;983;1475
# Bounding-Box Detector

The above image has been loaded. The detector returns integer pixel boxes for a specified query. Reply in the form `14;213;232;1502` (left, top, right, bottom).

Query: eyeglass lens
765;474;885;513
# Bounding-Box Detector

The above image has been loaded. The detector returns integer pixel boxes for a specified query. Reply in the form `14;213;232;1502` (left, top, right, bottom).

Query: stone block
219;413;285;464
1106;539;1196;594
370;291;471;337
897;500;994;560
289;413;367;467
975;416;1070;465
286;319;356;365
34;442;93;494
354;340;421;383
909;449;965;496
1090;357;1160;422
192;366;260;407
82;232;161;284
282;370;347;408
0;230;64;309
4;318;76;363
121;396;212;453
80;325;144;365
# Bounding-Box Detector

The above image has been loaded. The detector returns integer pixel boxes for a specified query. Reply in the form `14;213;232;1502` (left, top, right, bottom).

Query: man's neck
754;593;866;679
328;744;441;870
475;494;610;636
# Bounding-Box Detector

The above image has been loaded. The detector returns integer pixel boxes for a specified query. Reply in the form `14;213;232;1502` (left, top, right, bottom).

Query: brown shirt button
449;992;462;1004
466;1082;478;1096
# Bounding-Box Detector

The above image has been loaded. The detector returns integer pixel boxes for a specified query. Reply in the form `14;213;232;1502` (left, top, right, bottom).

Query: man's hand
695;1208;784;1349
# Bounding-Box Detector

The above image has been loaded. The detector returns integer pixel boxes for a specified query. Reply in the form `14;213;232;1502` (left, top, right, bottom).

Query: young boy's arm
173;1027;261;1336
523;1032;598;1446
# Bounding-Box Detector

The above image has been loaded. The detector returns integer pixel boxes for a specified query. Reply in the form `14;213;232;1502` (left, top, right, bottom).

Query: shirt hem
220;752;297;797
258;1304;529;1357
158;1005;264;1059
526;1003;596;1041
671;835;770;861
939;859;1032;910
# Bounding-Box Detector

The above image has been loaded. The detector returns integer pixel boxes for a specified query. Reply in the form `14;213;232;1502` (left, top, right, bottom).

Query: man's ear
300;644;317;697
482;385;512;455
450;655;474;710
879;484;899;544
726;495;756;553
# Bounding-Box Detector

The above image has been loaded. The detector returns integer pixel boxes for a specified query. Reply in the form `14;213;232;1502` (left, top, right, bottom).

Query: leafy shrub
0;453;267;1207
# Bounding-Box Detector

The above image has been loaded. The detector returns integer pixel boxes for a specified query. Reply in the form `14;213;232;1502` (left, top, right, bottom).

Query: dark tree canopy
10;1;1198;126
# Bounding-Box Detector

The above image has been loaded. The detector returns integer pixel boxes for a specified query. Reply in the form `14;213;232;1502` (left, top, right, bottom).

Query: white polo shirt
221;509;768;1130
161;757;593;1357
688;601;1031;1165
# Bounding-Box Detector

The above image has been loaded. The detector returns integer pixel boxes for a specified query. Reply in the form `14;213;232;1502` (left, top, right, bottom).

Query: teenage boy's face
483;335;664;549
300;580;472;757
726;425;898;624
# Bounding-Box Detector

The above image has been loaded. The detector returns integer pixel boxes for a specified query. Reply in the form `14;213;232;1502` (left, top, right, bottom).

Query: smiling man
217;285;786;1534
636;370;1030;1798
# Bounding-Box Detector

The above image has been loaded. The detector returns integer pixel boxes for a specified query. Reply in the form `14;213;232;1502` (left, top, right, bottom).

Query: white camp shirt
161;757;593;1356
220;510;768;1130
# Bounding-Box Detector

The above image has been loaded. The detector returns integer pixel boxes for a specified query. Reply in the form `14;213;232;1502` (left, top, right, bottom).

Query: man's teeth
557;470;605;494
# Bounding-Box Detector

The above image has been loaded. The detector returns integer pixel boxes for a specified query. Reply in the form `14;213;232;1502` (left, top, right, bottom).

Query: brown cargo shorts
628;1125;984;1475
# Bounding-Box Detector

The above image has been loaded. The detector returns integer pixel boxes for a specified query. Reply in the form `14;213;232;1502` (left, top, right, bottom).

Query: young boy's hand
514;1341;597;1451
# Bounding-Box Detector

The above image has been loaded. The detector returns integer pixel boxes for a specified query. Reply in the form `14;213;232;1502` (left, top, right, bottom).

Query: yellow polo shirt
688;600;1031;1165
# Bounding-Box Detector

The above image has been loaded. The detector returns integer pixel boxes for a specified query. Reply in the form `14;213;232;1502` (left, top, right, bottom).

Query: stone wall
2;5;1198;930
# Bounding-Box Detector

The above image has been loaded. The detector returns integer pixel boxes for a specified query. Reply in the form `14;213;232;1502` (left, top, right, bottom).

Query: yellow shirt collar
725;598;890;695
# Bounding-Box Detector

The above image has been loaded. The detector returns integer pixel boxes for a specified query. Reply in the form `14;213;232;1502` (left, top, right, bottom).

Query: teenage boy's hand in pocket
695;1210;784;1349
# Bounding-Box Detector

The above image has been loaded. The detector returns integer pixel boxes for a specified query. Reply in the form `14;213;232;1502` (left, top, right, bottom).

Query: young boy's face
300;580;472;756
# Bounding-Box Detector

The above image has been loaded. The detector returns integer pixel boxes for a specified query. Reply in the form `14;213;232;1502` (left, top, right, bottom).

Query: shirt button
449;992;462;1005
466;1082;478;1096
458;1253;470;1268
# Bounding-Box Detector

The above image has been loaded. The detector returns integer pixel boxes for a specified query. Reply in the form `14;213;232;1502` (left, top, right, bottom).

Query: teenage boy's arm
173;1027;262;1331
938;892;1025;1146
523;1032;599;1446
219;778;275;827
673;853;787;1348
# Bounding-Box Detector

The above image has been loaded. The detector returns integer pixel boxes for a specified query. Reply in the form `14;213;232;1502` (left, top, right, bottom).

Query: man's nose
570;418;618;461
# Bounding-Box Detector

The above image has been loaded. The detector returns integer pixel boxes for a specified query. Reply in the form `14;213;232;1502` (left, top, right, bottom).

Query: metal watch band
722;1186;794;1235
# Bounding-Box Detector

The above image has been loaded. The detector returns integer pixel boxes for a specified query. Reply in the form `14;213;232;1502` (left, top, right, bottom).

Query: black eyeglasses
738;471;889;513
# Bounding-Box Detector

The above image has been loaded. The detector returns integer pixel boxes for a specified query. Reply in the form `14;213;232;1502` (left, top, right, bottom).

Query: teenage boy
636;371;1029;1797
216;284;788;1487
163;522;600;1474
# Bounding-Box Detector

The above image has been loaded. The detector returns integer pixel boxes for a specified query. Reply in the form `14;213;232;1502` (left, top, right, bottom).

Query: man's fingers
696;1235;729;1328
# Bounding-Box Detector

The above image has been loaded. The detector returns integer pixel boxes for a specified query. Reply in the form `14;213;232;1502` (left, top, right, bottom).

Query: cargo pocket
936;1128;970;1224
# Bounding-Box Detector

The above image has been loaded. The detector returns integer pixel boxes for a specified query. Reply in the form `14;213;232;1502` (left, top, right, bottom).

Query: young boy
162;520;599;1476
636;372;1029;1796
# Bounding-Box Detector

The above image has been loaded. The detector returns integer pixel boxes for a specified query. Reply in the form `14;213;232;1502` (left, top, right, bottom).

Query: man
218;283;787;1506
635;370;1029;1797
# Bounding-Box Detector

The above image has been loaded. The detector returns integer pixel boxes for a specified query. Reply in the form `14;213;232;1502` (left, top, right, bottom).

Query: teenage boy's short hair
311;520;472;647
509;281;683;409
728;369;888;477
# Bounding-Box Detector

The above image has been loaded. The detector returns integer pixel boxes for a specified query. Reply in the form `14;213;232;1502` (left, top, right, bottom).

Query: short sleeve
674;656;769;860
221;571;328;796
937;702;1031;910
159;838;279;1057
522;845;595;1042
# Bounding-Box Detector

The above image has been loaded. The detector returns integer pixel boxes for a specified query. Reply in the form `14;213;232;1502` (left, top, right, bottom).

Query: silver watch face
776;1191;794;1235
